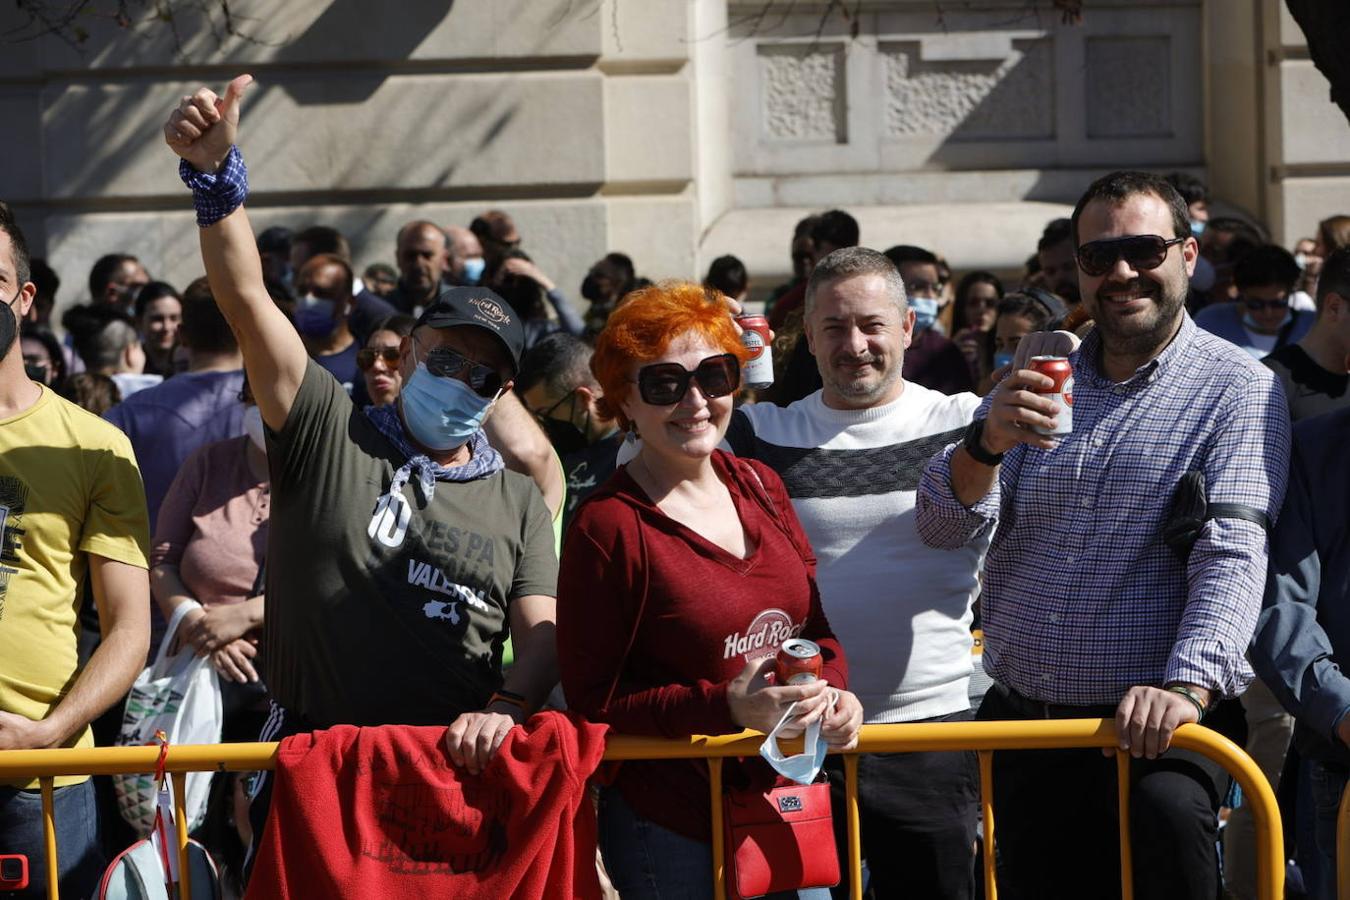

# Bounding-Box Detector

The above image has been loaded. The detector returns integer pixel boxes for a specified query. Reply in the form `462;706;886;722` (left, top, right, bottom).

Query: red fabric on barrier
245;712;608;900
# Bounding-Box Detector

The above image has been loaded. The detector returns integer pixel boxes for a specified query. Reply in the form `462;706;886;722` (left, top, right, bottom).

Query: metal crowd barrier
0;718;1282;900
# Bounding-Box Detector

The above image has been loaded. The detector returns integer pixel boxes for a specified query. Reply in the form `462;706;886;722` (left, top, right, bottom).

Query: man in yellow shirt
0;203;151;897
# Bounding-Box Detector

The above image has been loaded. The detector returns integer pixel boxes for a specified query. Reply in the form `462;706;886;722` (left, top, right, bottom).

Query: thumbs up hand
163;74;253;174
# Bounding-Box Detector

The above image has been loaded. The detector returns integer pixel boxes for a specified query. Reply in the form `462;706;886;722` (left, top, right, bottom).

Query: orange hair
591;281;750;426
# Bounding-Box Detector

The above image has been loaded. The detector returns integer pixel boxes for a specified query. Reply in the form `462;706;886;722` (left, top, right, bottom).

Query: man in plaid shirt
916;171;1291;900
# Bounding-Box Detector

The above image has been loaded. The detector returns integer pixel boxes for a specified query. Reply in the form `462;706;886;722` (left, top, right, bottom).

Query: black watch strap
962;419;1004;467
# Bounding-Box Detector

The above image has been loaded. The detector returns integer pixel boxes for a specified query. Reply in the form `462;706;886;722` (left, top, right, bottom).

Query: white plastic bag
113;600;222;836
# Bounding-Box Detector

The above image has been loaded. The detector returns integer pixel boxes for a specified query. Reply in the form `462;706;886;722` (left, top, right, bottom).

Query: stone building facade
0;0;1344;312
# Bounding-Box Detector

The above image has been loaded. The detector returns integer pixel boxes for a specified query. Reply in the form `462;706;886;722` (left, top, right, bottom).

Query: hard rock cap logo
468;297;510;327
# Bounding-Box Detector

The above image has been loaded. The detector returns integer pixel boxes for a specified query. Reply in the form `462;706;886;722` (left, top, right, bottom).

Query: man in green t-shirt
163;77;560;843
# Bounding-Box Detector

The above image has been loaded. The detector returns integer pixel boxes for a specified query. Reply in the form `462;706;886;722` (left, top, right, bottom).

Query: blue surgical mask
759;700;829;786
1190;220;1206;238
461;257;486;286
1294;253;1309;270
1242;310;1292;332
911;297;939;332
993;351;1015;371
399;363;497;451
295;294;337;337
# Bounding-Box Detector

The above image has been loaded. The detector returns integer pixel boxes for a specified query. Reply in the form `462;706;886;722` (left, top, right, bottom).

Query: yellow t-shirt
0;386;149;786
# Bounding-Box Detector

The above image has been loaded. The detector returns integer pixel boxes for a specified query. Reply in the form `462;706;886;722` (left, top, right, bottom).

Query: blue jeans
0;778;103;899
1297;757;1348;900
598;785;832;900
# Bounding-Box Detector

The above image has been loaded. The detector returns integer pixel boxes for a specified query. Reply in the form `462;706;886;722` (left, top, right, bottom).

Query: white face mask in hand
758;693;835;785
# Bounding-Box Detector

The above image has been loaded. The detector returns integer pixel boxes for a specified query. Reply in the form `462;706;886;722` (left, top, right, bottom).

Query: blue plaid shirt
916;314;1291;705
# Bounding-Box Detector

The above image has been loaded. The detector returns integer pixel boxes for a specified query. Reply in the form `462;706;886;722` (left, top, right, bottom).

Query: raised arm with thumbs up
163;74;308;433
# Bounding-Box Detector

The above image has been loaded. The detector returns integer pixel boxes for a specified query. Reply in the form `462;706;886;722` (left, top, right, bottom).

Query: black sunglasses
634;353;740;406
356;347;401;372
415;339;505;399
1241;297;1289;313
1075;235;1186;277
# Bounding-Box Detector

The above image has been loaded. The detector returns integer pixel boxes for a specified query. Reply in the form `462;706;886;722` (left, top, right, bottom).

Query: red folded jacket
246;712;609;900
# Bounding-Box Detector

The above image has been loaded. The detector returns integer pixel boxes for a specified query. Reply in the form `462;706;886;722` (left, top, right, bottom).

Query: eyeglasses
905;279;942;297
633;353;740;406
356;347;401;372
1075;235;1185;277
415;339;505;399
1241;297;1290;312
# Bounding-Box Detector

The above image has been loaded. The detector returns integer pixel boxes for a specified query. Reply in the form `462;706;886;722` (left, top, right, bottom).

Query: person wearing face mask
19;322;66;389
0;203;152;899
1195;244;1311;359
976;289;1064;395
292;252;360;394
1262;245;1350;422
445;225;487;287
885;245;973;396
516;333;621;530
164;75;561;871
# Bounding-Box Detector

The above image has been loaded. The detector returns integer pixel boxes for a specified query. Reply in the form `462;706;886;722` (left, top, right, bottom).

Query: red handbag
722;778;840;899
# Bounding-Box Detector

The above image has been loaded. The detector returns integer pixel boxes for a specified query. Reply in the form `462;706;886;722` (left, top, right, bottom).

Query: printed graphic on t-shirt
0;475;28;617
722;607;804;663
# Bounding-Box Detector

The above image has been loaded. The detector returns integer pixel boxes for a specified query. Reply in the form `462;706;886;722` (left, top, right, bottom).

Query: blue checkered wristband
178;144;248;228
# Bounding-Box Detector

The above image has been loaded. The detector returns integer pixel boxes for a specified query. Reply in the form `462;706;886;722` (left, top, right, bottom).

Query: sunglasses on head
1241;297;1290;312
1075;235;1186;277
415;340;505;399
634;353;740;406
356;347;401;372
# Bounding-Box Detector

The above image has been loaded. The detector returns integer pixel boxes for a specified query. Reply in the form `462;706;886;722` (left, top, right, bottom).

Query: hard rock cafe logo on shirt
722;608;804;662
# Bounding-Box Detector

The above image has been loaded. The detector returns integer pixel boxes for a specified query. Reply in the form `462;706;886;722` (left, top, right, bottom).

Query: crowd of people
0;70;1348;900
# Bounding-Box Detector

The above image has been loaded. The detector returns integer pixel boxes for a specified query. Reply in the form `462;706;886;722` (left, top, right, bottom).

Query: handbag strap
153;598;203;666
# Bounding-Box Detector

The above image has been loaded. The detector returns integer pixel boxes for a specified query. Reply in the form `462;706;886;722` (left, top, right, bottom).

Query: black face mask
538;416;587;457
24;363;48;384
534;389;590;456
0;292;17;361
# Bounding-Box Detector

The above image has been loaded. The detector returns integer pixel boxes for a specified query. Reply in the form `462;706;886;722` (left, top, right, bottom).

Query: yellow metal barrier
0;719;1282;900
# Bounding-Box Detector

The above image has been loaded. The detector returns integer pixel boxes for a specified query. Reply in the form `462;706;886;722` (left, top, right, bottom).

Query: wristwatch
962;419;1005;467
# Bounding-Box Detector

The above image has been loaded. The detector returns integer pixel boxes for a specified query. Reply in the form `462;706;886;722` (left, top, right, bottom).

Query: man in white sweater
724;246;989;899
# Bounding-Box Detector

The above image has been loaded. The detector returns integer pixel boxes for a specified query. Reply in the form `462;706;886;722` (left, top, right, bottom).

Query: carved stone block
882;38;1054;140
758;44;846;142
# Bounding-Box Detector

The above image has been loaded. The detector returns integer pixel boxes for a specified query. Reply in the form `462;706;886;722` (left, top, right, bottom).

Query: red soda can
736;314;774;390
775;638;822;685
1029;355;1073;437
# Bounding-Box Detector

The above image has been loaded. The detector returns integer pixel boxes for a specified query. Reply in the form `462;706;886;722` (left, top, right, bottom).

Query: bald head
445;225;485;286
395;220;449;300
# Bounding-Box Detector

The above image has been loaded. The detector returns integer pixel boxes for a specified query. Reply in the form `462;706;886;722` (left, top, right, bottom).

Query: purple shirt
105;369;247;532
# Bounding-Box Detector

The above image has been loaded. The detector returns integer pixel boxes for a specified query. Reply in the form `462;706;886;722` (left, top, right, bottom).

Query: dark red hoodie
557;450;847;841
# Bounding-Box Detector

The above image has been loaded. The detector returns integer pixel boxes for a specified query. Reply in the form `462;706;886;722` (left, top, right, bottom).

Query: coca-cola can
1029;355;1073;437
775;638;822;685
736;314;774;390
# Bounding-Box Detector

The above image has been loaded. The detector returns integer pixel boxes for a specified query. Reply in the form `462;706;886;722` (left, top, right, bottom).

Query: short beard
1089;279;1186;359
821;358;902;407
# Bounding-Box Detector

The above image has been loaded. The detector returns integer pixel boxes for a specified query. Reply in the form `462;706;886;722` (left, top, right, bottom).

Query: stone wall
0;0;708;316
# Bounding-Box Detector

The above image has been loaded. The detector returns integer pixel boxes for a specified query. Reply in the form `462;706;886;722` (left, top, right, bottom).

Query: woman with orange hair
557;282;862;898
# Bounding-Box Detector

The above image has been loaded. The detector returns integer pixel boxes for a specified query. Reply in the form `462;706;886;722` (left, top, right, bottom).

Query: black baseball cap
415;287;525;375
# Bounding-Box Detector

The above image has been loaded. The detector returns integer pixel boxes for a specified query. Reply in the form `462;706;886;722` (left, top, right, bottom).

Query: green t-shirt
263;362;557;728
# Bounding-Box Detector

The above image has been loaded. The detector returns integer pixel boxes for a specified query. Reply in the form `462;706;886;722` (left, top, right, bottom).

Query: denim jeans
0;778;103;899
598;786;832;900
1297;756;1348;900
